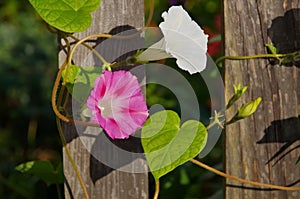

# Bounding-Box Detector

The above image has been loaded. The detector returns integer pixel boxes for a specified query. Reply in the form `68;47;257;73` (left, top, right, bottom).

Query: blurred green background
0;0;222;198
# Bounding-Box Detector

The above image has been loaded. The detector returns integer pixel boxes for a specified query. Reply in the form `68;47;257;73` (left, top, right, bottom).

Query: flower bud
226;84;248;109
237;97;262;119
226;97;262;125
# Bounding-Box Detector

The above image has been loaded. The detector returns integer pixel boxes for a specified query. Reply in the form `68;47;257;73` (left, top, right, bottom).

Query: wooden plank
58;1;148;198
224;0;300;198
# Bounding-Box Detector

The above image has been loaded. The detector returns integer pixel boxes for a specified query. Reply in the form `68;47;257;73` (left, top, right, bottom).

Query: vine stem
206;120;218;130
69;35;109;66
190;159;300;191
56;118;90;199
153;180;160;199
50;2;156;198
62;0;155;86
55;76;90;199
65;33;112;85
51;61;101;127
215;53;285;65
52;61;70;123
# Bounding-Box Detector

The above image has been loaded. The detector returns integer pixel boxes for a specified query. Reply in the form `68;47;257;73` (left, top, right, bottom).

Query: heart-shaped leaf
28;0;101;33
142;110;207;181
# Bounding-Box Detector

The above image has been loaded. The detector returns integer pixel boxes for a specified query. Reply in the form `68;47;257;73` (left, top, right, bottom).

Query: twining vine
16;1;300;199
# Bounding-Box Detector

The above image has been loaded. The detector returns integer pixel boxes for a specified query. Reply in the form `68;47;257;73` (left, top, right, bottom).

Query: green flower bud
237;97;262;119
226;84;248;109
226;97;262;125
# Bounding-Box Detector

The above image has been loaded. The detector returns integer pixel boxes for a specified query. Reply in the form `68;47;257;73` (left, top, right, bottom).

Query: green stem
206;120;218;130
215;53;285;65
109;56;146;69
56;118;90;199
55;81;90;199
216;50;300;65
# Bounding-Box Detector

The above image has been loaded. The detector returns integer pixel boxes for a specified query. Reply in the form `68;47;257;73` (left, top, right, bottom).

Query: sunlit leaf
142;110;207;181
265;43;278;54
28;0;101;32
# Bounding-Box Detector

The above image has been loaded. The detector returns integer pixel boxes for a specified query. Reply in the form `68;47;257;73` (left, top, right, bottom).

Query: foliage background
0;0;222;198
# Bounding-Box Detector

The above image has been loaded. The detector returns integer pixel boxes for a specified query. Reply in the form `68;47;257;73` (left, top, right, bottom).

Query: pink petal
86;70;148;139
99;116;130;139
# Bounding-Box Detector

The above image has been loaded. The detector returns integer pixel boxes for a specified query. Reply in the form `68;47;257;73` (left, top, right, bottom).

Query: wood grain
58;1;148;198
224;0;300;198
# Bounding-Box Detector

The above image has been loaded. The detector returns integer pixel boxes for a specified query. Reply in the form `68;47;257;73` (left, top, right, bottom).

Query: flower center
97;98;113;118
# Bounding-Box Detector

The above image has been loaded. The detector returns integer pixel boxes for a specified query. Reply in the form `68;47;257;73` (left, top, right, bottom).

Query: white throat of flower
137;38;172;61
97;98;113;118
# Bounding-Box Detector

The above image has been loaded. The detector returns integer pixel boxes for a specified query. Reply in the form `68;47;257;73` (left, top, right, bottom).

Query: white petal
137;38;172;61
160;6;208;74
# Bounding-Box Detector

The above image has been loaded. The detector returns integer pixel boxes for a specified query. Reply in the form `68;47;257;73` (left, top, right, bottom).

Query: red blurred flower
204;14;221;57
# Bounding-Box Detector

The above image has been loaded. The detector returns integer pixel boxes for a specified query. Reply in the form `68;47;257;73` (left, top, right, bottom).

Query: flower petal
160;6;208;74
86;70;149;139
137;38;172;61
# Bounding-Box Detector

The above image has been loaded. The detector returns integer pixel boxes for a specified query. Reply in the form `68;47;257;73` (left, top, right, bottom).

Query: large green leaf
28;0;101;33
142;110;207;181
15;161;64;186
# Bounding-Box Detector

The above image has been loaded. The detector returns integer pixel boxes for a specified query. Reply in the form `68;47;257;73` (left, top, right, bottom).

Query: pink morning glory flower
86;70;148;139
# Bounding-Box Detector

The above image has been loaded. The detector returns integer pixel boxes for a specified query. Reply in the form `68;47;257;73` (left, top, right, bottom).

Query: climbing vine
16;0;300;199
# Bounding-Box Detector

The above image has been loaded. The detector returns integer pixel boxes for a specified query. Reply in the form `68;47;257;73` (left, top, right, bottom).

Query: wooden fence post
58;1;148;198
224;0;300;198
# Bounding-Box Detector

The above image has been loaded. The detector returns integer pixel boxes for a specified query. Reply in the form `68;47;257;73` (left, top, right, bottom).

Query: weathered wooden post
58;0;148;198
224;0;300;198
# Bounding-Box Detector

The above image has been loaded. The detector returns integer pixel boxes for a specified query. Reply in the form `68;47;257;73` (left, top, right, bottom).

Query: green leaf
142;110;208;181
62;65;102;102
15;161;64;186
62;65;80;84
265;44;278;54
28;0;101;33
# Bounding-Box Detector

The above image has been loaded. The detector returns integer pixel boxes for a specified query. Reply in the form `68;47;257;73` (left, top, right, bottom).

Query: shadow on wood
65;25;146;184
93;25;145;70
226;178;300;191
267;8;300;67
257;115;300;165
90;132;145;184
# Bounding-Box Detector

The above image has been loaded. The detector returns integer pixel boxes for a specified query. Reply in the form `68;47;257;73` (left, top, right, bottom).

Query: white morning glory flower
137;5;208;74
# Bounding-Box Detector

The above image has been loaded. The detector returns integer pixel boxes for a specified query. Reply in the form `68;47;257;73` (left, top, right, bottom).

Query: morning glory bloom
137;5;208;74
85;70;148;139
